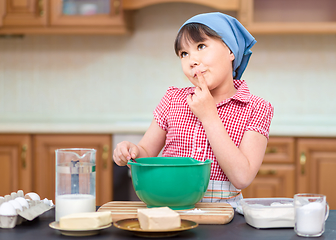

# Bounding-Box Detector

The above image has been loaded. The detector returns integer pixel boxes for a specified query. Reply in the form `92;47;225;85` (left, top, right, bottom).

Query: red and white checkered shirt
154;80;274;182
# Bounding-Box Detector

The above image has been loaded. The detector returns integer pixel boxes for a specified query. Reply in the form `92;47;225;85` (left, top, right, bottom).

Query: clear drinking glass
294;193;329;237
55;148;96;222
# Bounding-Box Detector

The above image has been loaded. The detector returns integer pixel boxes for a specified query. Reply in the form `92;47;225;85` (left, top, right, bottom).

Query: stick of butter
59;212;112;229
137;207;181;230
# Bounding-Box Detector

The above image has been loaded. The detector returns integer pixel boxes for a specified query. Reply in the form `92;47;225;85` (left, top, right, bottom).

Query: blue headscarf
180;12;256;80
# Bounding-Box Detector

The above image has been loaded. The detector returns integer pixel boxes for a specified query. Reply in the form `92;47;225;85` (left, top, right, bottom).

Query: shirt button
197;147;203;152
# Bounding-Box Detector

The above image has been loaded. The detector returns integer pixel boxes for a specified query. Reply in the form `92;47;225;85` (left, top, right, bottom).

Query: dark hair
174;23;222;56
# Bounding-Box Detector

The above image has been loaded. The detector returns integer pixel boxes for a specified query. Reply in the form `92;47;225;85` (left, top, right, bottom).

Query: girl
113;12;274;208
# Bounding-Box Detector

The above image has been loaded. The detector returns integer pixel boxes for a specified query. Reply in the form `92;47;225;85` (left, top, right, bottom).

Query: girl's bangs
174;23;221;56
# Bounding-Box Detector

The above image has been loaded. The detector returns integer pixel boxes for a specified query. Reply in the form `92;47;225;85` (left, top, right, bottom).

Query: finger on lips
195;73;206;88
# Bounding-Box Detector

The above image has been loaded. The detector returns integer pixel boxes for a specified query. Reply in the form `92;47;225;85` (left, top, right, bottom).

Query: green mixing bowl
128;157;212;210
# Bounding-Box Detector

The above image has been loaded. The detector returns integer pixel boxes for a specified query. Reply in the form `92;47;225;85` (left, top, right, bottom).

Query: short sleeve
153;87;177;132
246;99;274;139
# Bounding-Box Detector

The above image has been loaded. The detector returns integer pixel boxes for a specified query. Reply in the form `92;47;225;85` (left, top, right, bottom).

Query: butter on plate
137;207;181;230
59;212;112;229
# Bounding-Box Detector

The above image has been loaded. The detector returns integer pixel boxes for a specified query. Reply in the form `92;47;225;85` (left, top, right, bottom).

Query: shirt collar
231;79;251;103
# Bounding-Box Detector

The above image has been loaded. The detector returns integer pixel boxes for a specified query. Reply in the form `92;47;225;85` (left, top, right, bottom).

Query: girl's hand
113;141;139;166
187;72;218;123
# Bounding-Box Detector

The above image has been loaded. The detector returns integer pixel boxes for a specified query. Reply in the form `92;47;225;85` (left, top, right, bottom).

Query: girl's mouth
193;71;206;78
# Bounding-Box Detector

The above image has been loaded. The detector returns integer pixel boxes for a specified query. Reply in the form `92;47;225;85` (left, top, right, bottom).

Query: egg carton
0;190;54;229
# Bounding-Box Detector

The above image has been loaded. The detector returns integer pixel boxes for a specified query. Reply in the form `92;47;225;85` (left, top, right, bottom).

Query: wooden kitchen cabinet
33;134;113;206
49;0;125;29
2;0;336;34
0;133;113;206
297;138;336;210
123;0;240;11
0;0;128;34
124;0;336;34
0;134;33;197
0;0;48;27
240;0;336;34
242;137;296;198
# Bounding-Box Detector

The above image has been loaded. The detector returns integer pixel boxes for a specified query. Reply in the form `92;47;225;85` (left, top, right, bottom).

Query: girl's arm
187;73;268;189
137;118;166;157
113;118;166;166
202;117;267;189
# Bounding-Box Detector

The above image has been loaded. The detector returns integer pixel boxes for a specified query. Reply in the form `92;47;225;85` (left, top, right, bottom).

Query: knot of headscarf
180;12;256;80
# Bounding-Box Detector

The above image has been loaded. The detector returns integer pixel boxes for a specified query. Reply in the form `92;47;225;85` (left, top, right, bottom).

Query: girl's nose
189;57;200;68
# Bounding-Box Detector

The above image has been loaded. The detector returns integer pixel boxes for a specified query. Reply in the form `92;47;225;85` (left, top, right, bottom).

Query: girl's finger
129;146;139;159
187;94;193;105
196;72;209;92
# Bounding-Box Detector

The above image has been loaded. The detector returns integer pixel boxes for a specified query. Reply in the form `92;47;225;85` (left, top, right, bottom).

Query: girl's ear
229;50;235;61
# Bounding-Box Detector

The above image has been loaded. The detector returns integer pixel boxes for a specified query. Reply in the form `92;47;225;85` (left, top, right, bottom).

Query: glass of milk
55;148;96;222
294;193;329;237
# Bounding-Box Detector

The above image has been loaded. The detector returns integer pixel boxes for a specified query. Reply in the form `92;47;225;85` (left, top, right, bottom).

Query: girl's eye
197;44;206;50
180;51;188;58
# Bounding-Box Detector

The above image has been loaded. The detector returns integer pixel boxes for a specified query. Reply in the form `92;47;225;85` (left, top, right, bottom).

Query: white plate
49;221;111;236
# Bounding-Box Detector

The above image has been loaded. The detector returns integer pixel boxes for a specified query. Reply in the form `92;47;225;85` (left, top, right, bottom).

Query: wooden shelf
247;22;336;34
123;0;240;11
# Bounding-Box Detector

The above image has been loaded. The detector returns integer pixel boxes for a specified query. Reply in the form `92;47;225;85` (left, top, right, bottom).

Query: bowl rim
127;158;213;167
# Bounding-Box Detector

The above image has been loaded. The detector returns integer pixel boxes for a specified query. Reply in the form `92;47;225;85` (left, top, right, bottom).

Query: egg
25;192;41;201
42;198;54;207
0;202;17;216
15;197;29;209
11;192;18;199
8;200;23;212
17;190;24;198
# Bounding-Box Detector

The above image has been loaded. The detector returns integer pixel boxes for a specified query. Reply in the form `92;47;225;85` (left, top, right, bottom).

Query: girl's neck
211;78;237;104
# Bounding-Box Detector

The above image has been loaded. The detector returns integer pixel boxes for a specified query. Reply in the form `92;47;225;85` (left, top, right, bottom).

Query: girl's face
178;35;235;93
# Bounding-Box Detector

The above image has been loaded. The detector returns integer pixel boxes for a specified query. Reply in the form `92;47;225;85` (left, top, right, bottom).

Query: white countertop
0;122;150;134
1;120;336;137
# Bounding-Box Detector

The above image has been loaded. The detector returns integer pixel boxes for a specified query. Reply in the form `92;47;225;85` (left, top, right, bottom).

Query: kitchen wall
1;3;336;136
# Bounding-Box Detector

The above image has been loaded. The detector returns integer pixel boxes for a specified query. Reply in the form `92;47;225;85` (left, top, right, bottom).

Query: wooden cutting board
98;201;234;225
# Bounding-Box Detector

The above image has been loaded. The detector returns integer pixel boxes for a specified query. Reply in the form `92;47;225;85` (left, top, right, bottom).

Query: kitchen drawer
263;137;295;164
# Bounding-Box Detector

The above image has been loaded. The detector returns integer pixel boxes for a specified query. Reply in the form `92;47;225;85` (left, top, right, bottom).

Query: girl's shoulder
249;94;273;107
234;80;273;110
248;94;274;115
164;86;194;98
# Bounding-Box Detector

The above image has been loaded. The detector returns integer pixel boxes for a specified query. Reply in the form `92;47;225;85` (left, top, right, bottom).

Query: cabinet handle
300;152;306;175
113;0;120;15
102;144;109;169
21;144;27;169
38;0;44;16
265;147;278;154
257;169;277;175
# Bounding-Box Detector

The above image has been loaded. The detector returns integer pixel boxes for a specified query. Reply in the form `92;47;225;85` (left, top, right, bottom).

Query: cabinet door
33;134;112;206
0;134;32;196
1;0;47;27
242;164;295;198
49;0;124;27
297;138;336;210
